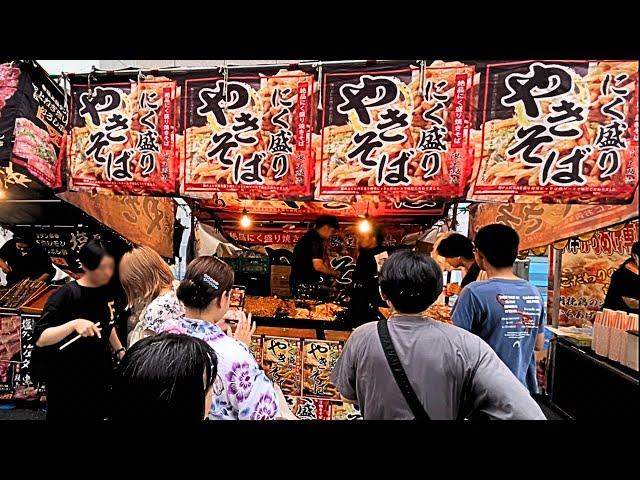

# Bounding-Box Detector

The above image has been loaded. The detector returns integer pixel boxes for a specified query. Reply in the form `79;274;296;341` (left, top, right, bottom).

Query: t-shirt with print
451;278;546;394
158;317;280;420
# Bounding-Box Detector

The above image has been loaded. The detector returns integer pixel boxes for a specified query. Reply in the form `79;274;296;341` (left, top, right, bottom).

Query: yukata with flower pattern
159;317;280;420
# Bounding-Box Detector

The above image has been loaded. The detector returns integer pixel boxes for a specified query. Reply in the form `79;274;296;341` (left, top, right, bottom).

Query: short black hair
379;249;443;314
436;233;474;260
112;333;218;422
632;241;640;256
315;215;339;230
475;224;520;268
78;239;112;271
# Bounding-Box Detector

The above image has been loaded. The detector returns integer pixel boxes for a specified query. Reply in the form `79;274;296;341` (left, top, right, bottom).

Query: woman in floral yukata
119;246;185;346
159;255;282;420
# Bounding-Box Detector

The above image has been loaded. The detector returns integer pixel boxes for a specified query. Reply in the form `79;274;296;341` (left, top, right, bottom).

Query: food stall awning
469;190;639;252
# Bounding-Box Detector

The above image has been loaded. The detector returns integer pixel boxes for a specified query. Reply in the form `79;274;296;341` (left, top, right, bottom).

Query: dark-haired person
32;239;126;421
350;224;397;327
602;241;639;315
451;224;545;395
112;333;218;422
158;256;282;420
331;249;545;420
436;232;484;295
290;215;341;298
0;233;56;287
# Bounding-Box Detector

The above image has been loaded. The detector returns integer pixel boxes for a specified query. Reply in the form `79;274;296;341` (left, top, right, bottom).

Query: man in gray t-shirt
331;250;545;420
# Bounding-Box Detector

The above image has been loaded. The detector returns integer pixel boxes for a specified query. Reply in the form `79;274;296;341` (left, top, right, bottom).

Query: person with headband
0;232;56;287
158;256;284;420
350;223;400;327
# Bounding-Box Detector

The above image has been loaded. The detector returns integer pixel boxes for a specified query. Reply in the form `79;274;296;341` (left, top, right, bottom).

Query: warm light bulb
240;212;252;229
358;217;372;234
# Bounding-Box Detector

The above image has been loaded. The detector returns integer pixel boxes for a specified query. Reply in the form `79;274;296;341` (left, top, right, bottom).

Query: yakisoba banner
469;60;639;204
61;61;638;205
316;61;475;200
68;77;178;195
182;70;314;197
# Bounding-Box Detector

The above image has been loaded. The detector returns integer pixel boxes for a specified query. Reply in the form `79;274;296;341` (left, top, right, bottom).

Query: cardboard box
271;265;291;297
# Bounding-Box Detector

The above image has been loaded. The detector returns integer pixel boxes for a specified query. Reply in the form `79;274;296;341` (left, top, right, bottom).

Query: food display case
236;292;359;419
547;335;639;420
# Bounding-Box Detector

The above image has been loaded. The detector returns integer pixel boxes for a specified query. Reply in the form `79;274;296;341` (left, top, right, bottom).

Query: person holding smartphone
158;256;283;420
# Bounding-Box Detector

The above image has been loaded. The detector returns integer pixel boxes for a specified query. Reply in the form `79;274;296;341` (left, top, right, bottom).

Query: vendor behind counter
349;224;403;328
289;216;341;299
0;233;56;287
602;241;640;315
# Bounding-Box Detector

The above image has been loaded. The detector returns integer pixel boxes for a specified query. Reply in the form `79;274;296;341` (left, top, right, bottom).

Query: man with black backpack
331;249;545;420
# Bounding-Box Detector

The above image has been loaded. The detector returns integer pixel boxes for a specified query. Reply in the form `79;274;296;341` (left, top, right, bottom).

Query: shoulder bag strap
377;319;430;421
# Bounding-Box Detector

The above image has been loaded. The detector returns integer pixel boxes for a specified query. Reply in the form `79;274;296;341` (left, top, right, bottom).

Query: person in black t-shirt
33;240;126;421
602;241;639;315
350;224;399;327
290;216;341;297
0;233;56;287
436;233;482;295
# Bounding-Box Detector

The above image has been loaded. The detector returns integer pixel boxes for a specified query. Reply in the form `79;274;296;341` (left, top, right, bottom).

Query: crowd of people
22;218;578;421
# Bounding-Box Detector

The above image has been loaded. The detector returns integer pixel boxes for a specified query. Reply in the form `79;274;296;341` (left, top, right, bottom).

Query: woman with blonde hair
119;246;185;345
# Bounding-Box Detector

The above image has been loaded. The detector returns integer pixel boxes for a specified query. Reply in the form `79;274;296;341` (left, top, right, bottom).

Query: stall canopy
57;192;175;258
3;59;639;259
55;59;638;206
469;189;639;252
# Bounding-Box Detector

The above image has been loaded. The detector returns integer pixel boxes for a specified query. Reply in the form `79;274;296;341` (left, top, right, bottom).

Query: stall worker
289;215;341;298
602;241;640;315
0;232;56;287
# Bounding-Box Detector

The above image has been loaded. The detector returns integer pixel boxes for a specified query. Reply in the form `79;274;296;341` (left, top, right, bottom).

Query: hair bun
177;279;209;309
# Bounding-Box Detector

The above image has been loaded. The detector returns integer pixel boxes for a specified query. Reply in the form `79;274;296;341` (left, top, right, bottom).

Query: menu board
557;219;638;326
13;225;100;273
0;314;21;363
262;336;302;396
302;340;341;399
